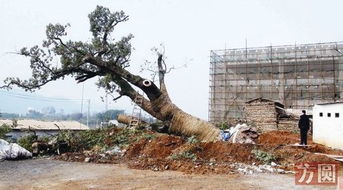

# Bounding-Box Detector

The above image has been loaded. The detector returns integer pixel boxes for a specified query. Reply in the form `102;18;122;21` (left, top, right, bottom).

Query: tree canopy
2;6;164;119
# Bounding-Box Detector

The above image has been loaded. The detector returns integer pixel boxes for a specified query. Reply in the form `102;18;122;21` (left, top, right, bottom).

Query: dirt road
0;159;337;190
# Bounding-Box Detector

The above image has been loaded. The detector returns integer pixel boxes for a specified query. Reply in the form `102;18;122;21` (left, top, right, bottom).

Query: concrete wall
6;130;60;141
313;103;343;150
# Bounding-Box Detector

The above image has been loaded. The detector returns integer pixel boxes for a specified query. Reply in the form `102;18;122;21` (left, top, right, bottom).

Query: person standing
298;110;310;145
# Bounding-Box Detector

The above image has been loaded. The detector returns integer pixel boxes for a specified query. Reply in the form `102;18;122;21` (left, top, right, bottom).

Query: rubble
84;157;91;163
105;146;123;156
232;162;287;175
220;123;259;144
51;126;343;175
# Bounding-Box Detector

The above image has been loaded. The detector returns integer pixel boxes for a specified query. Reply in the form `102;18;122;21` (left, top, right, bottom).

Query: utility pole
87;99;90;127
81;84;85;115
79;84;85;127
245;38;248;59
105;93;108;112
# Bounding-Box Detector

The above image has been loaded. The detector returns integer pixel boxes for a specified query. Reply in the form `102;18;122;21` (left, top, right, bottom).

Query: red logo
295;162;339;185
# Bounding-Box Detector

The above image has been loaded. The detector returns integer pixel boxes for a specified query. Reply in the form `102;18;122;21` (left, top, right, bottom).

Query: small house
244;98;285;132
313;102;343;150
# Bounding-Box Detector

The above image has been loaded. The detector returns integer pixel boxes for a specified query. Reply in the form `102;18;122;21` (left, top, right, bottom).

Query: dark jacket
298;114;310;130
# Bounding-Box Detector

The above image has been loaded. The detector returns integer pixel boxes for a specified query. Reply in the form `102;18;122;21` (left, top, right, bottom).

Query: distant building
0;119;89;140
313;102;343;150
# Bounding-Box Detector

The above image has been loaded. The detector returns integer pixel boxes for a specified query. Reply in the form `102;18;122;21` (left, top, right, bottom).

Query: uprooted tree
1;6;220;142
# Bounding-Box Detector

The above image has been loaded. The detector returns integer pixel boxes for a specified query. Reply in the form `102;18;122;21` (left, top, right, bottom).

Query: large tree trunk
115;55;222;142
169;110;220;142
147;91;220;142
86;56;221;141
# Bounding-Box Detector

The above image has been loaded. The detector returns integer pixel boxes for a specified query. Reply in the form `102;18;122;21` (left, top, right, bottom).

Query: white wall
313;103;343;150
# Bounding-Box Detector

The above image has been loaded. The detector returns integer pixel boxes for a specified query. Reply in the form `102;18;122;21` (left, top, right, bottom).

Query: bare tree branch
82;55;162;101
112;94;123;101
157;54;168;93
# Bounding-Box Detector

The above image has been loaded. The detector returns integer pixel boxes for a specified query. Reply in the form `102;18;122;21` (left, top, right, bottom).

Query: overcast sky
0;0;343;119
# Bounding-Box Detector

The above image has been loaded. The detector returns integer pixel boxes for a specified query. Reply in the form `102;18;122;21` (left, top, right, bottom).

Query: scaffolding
209;41;343;123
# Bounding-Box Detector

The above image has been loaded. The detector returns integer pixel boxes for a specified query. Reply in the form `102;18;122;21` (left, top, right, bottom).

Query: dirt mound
126;135;258;164
256;131;343;170
257;130;311;145
196;142;256;164
125;135;185;159
273;146;341;170
53;127;343;175
125;135;260;174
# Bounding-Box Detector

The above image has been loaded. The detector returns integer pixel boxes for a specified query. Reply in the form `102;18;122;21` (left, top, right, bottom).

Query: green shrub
56;127;144;151
0;124;11;139
169;150;197;161
138;133;156;141
18;135;37;152
216;122;230;130
38;136;51;143
187;135;199;144
252;149;277;164
171;151;197;161
60;129;107;151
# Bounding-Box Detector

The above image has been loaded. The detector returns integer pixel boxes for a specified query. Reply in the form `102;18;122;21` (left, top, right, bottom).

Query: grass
168;136;201;162
169;150;197;161
251;149;277;164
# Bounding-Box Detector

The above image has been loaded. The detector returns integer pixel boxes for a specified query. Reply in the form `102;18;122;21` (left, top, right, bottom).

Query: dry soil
0;159;338;190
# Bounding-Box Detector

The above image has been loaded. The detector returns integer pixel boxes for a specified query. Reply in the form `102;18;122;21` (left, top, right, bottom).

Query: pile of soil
257;130;312;145
125;136;259;174
258;130;343;170
196;142;256;163
125;135;185;159
54;128;343;174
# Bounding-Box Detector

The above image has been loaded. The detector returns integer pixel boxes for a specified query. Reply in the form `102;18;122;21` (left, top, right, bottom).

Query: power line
0;90;84;102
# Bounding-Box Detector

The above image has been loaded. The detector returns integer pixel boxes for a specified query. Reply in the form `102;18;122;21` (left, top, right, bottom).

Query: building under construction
209;41;343;123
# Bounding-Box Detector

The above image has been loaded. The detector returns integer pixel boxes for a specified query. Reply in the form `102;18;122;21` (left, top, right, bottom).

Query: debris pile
220;123;259;144
234;162;289;175
0;139;32;161
49;126;343;175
